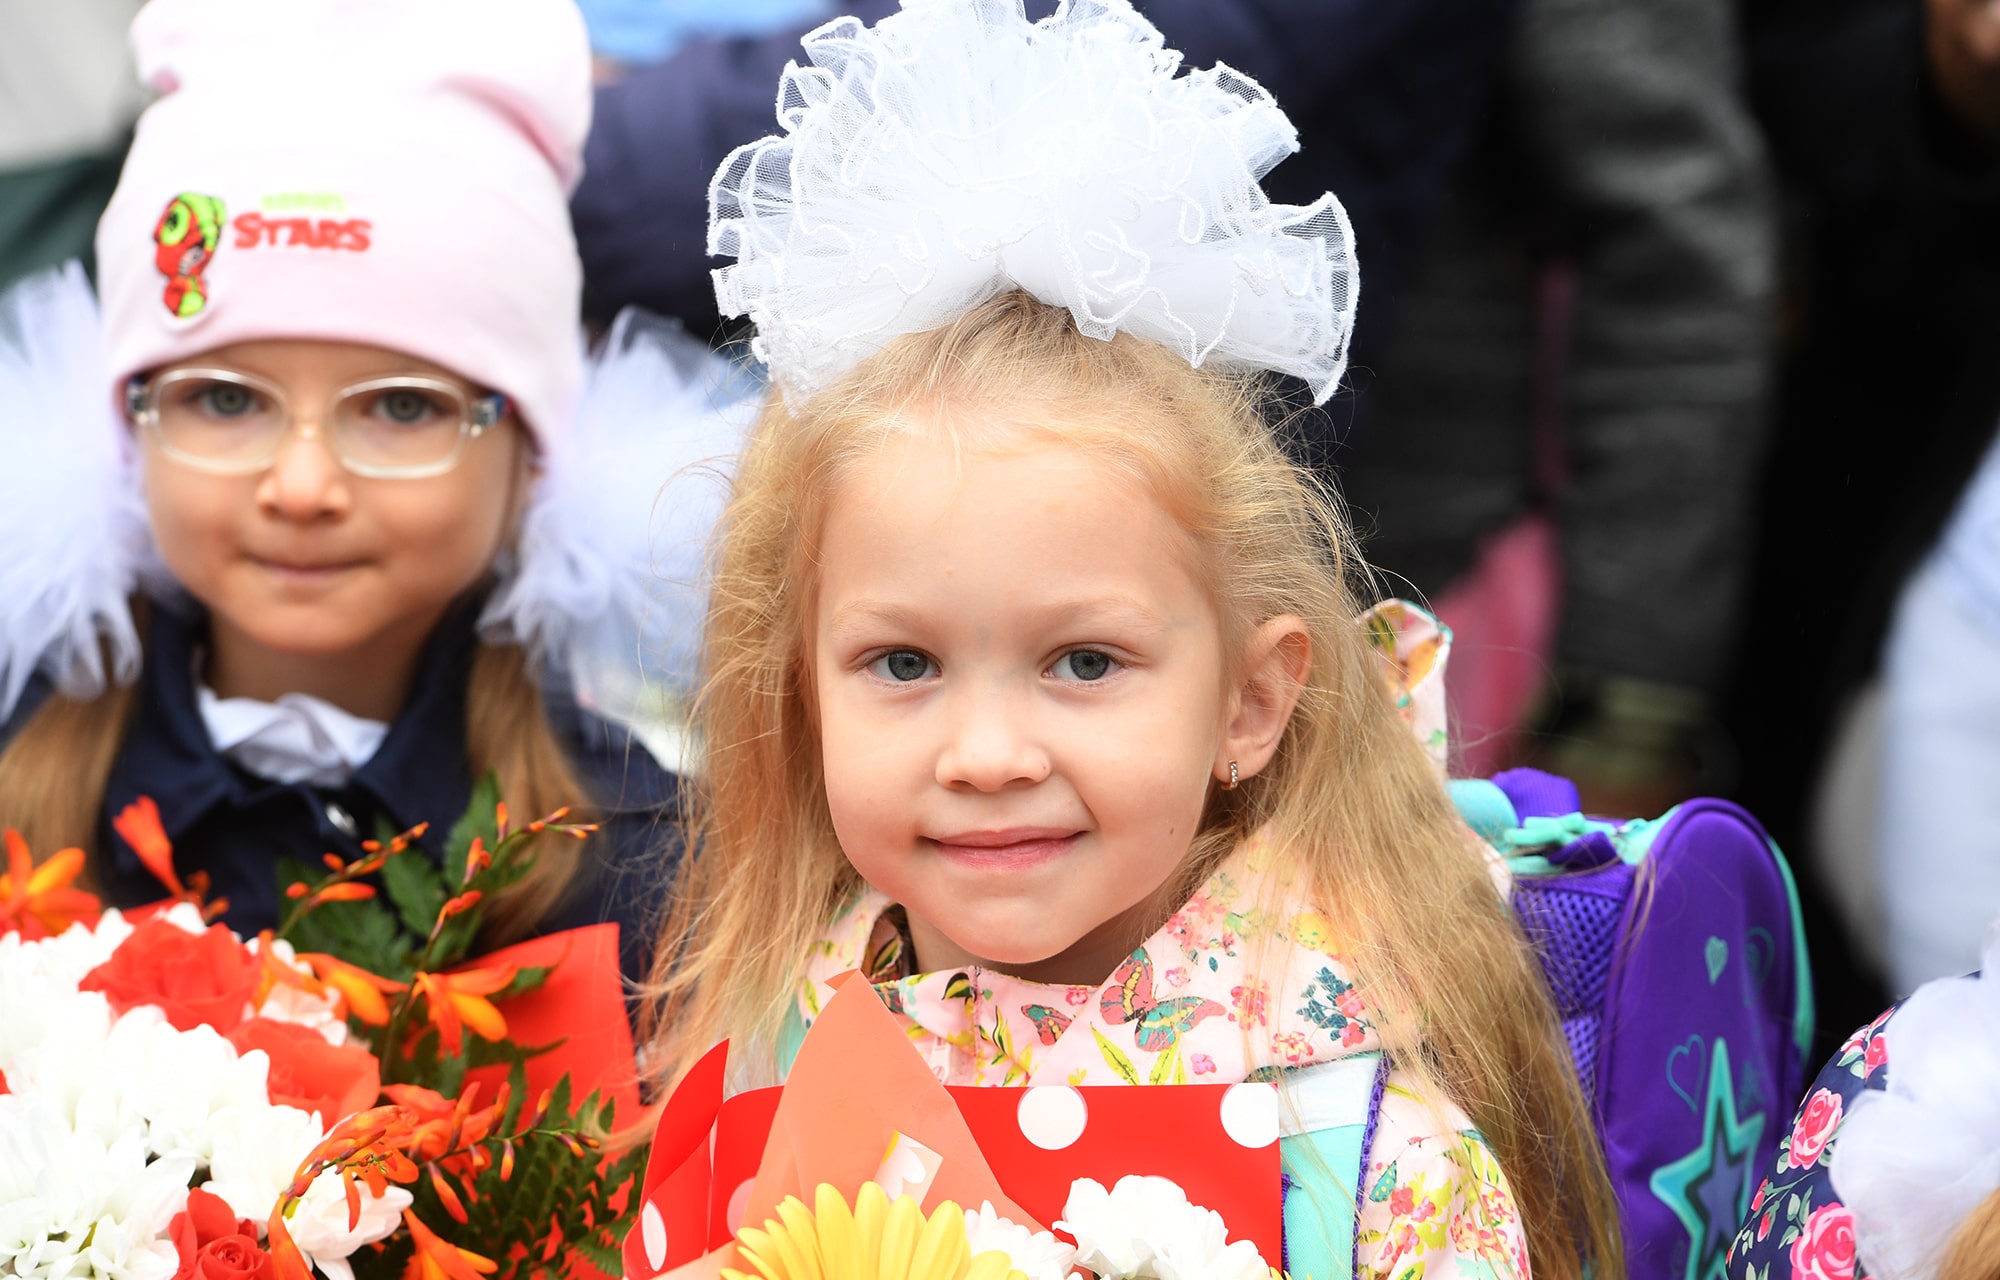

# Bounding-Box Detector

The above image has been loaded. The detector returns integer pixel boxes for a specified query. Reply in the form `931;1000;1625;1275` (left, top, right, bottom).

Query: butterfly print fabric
797;830;1529;1278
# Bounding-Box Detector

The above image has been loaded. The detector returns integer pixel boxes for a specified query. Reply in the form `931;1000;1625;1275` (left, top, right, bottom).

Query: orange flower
295;953;408;1026
0;831;98;938
399;1210;497;1280
379;1082;508;1163
252;933;329;1009
413;964;516;1054
264;1210;313;1280
112;796;185;899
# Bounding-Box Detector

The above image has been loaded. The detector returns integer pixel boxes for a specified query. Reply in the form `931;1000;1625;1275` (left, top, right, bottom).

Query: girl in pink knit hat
0;0;745;987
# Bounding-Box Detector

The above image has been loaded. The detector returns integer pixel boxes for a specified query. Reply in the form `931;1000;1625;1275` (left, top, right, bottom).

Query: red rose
1787;1088;1844;1168
80;918;260;1034
170;1187;274;1280
1864;1033;1888;1075
226;1018;381;1123
1751;1180;1767;1212
1789;1203;1857;1280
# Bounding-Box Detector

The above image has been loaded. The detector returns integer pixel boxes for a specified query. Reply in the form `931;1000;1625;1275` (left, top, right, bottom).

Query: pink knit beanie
95;0;591;442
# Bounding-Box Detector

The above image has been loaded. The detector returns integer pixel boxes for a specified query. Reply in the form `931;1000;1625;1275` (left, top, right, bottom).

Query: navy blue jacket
1;598;683;991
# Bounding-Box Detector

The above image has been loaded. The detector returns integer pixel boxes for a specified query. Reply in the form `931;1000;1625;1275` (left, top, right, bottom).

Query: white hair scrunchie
1832;931;2000;1280
708;0;1358;404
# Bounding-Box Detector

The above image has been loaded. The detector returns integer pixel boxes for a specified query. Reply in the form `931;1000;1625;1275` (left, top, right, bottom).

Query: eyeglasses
126;366;510;480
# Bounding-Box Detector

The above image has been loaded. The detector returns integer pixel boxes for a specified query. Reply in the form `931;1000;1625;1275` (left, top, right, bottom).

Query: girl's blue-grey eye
377;389;443;425
201;383;257;417
870;650;934;682
1053;649;1116;681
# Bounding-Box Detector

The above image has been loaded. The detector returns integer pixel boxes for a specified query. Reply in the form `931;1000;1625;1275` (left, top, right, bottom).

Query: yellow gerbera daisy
723;1184;1028;1280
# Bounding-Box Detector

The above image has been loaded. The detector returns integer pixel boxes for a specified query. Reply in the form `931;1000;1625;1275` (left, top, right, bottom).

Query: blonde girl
650;1;1622;1275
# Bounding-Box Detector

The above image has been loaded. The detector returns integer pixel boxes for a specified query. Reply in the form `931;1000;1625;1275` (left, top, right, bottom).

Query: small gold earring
1221;761;1239;790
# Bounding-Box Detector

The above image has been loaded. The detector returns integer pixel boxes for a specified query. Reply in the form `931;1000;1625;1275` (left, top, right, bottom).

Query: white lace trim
708;0;1357;404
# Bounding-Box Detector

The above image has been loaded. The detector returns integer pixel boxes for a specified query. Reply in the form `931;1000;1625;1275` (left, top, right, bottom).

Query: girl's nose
935;689;1052;792
255;416;351;519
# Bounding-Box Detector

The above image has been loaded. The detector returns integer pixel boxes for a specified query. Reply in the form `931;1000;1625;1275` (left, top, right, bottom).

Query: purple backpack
1453;768;1815;1280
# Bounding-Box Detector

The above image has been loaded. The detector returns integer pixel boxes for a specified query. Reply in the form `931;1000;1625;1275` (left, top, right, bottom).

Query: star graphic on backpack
1649;1037;1768;1280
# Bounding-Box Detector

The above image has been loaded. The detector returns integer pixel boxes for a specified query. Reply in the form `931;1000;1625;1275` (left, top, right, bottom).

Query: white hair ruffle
1832;931;2000;1279
0;264;153;723
0;265;748;730
709;0;1358;404
481;311;756;708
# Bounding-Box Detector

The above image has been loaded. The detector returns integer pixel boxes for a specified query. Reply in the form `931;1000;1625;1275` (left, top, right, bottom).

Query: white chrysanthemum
0;1095;192;1280
1056;1176;1268;1280
0;911;138;1071
709;0;1357;405
281;1173;413;1280
963;1202;1079;1280
200;1100;330;1222
12;1005;277;1164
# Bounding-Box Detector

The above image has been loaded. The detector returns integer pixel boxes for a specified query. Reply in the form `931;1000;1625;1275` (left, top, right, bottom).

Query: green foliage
270;775;647;1279
347;1081;647;1280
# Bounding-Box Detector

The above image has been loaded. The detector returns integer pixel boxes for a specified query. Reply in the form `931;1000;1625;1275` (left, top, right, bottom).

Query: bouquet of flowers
619;974;1286;1280
0;780;647;1280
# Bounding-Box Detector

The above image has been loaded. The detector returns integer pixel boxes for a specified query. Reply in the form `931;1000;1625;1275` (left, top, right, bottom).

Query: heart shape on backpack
1666;1034;1706;1113
1705;936;1729;985
1742;927;1777;1006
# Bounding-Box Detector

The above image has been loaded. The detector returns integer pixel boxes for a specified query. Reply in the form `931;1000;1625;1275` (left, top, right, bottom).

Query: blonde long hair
649;292;1622;1278
0;608;595;946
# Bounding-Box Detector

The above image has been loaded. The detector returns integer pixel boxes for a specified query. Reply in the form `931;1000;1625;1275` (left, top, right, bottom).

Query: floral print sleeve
1725;1008;1892;1280
1357;1077;1530;1280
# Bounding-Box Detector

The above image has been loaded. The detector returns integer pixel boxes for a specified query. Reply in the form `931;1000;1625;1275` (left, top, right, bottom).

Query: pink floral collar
799;832;1381;1088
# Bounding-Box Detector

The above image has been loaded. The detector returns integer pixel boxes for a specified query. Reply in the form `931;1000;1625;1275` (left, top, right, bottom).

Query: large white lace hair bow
709;0;1358;403
1832;933;2000;1279
0;265;750;729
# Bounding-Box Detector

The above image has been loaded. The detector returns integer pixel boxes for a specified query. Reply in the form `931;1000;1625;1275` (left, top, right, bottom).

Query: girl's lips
928;830;1082;870
251;556;364;583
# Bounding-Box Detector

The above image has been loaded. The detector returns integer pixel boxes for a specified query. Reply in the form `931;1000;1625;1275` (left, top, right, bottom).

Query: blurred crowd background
9;0;2000;1054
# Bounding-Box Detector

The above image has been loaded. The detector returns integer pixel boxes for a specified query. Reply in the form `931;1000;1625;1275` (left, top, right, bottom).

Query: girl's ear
1217;615;1311;786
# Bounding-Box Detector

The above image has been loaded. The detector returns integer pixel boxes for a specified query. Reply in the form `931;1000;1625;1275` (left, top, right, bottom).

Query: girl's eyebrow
826;595;1169;639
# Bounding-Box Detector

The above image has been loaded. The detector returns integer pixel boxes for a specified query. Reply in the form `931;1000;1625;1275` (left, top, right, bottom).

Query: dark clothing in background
1729;0;2000;1041
1340;0;1775;693
1736;0;2000;787
572;0;1523;460
0;597;682;992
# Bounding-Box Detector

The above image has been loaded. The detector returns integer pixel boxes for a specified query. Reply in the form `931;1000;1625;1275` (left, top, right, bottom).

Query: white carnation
962;1203;1079;1280
1056;1176;1269;1280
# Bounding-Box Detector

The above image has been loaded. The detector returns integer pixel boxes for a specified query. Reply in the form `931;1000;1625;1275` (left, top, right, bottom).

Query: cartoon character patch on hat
153;192;226;319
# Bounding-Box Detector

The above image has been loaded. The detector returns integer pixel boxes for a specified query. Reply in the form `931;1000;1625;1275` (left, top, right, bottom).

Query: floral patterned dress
796;832;1531;1280
1724;1009;1891;1280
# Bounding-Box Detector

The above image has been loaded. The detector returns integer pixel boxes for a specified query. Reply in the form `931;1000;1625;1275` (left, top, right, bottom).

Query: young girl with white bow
647;2;1624;1275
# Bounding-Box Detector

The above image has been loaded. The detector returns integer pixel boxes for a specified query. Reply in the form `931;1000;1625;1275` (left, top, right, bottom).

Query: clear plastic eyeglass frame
124;366;510;480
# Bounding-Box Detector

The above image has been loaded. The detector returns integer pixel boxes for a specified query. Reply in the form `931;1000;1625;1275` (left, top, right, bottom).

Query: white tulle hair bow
0;264;155;722
709;0;1358;404
0;265;751;729
1832;930;2000;1280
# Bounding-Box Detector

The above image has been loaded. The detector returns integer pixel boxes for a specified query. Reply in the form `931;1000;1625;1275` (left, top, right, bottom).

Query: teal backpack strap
1276;1052;1389;1280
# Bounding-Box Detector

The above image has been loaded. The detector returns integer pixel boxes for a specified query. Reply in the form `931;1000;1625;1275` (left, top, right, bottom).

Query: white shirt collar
196;683;390;788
